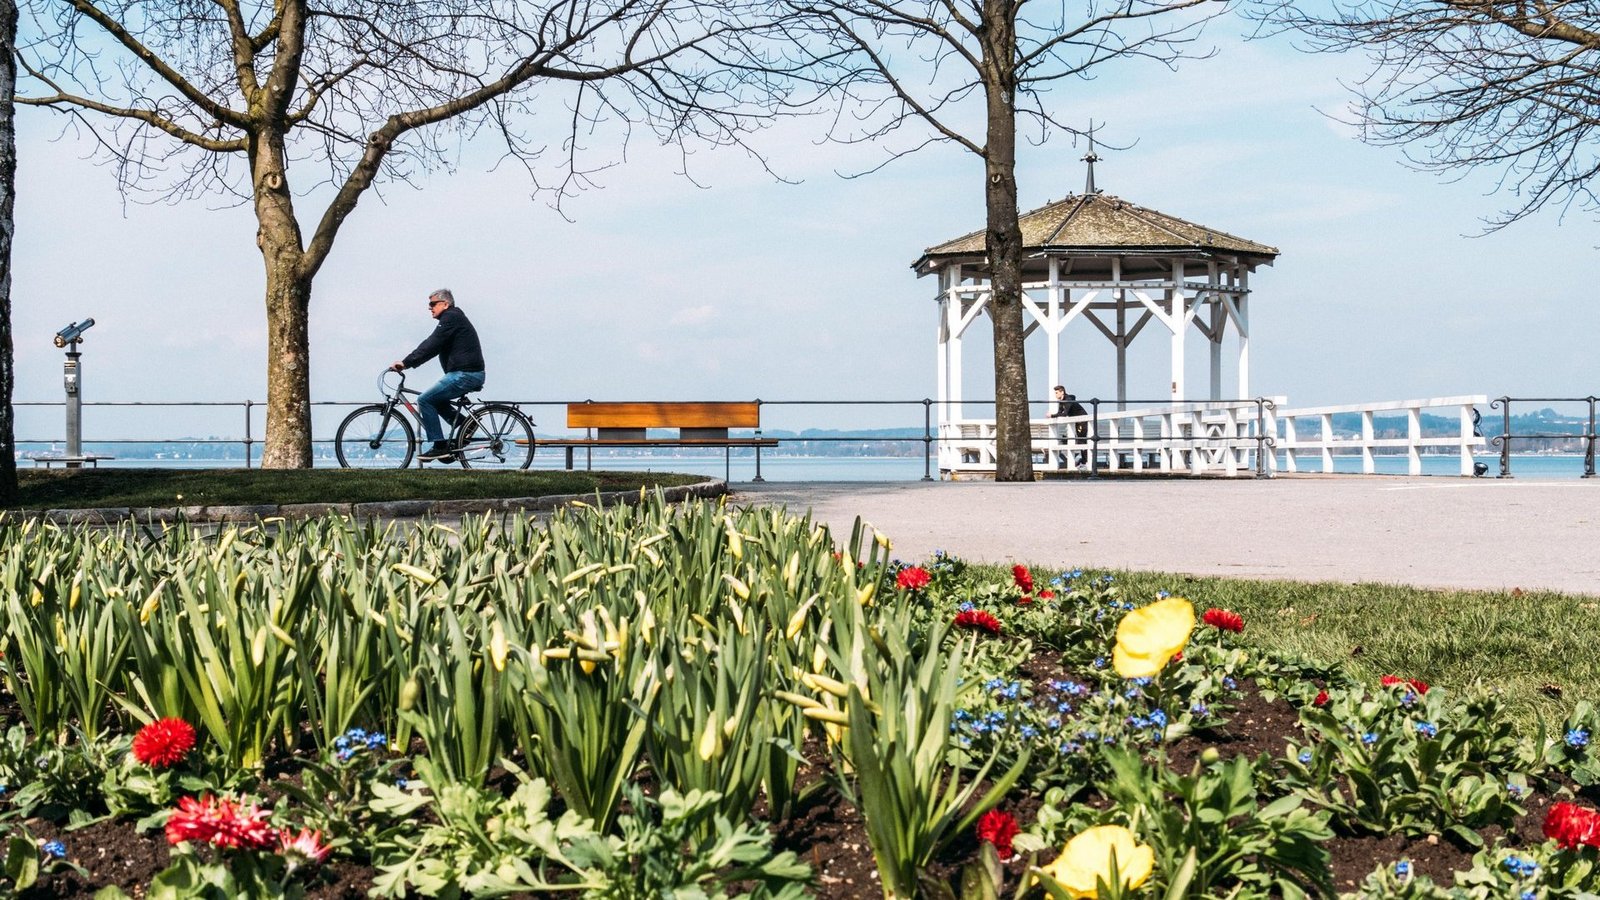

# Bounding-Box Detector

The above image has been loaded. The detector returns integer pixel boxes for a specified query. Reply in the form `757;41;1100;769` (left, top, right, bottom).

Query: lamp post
53;319;96;467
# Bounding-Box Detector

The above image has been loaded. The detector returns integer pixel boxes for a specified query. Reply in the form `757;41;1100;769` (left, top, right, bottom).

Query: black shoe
419;441;456;461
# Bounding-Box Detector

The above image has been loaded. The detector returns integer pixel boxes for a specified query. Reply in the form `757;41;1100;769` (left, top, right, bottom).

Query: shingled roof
913;192;1279;274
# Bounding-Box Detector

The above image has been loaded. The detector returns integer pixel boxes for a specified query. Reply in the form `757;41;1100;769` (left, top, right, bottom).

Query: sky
11;16;1600;444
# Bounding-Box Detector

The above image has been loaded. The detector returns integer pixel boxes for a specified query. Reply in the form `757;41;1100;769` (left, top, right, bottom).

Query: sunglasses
428;300;446;308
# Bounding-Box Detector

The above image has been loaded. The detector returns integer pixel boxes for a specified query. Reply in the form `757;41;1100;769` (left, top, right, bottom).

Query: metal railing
1488;396;1598;478
16;396;1285;479
16;393;1583;480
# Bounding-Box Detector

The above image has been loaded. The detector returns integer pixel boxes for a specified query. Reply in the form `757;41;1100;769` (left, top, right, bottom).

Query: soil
6;648;1576;899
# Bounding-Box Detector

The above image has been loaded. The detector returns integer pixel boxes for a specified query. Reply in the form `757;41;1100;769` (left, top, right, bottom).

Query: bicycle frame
374;371;531;467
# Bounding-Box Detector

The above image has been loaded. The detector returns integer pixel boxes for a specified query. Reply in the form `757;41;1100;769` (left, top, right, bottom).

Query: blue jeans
417;371;485;443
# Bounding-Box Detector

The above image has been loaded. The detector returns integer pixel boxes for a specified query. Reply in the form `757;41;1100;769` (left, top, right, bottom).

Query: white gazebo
913;161;1280;475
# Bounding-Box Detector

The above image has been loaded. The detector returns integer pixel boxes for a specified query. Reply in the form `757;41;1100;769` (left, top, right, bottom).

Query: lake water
28;452;1594;482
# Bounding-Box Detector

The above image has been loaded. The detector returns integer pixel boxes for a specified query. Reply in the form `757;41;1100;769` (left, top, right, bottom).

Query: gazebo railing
941;397;1283;478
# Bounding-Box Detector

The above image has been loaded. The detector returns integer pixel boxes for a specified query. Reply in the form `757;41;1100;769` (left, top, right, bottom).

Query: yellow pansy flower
1111;597;1194;678
1039;825;1153;899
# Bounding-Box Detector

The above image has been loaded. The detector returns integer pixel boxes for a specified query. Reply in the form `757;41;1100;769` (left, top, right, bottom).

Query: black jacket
403;306;485;374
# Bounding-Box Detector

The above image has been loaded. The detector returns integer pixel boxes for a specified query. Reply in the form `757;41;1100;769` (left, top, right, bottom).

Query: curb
23;478;729;526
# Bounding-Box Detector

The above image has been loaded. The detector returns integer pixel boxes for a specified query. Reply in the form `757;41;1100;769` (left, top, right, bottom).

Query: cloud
670;304;717;326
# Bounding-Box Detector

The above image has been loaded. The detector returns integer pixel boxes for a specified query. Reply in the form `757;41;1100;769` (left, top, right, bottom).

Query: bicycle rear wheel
335;405;416;468
455;404;535;470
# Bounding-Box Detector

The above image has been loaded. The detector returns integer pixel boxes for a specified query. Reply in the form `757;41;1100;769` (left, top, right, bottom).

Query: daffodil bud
724;575;751;601
251;627;269;667
490;620;509;672
391;563;438;586
874;529;891;550
399;675;421;711
856;582;877;606
698;717;724;760
785;597;818;641
725;519;744;560
783;552;800;592
803;707;850;725
68;574;81;611
773;690;823;710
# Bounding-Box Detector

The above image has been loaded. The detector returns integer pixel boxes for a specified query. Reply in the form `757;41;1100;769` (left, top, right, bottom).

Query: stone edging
23;478;729;525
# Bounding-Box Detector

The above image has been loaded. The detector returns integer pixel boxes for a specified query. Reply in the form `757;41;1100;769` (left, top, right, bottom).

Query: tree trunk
0;0;18;502
981;5;1032;482
260;260;313;468
252;131;314;469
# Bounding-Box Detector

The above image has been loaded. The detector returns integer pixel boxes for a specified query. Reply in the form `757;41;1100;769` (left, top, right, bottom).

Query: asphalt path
732;476;1600;596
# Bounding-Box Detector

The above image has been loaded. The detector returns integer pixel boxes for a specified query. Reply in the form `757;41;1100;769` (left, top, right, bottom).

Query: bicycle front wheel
335;405;416;468
456;404;535;470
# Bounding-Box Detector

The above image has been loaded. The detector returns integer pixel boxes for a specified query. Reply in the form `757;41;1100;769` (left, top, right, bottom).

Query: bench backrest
567;401;760;429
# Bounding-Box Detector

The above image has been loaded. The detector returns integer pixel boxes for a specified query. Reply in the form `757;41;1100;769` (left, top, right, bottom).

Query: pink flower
1012;565;1034;594
976;809;1020;861
1201;608;1244;633
954;609;1002;635
132;718;197;769
278;828;333;866
896;566;932;591
165;795;278;851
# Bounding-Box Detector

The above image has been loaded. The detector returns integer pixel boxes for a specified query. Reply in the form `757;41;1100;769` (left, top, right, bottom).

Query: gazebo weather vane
1082;127;1102;195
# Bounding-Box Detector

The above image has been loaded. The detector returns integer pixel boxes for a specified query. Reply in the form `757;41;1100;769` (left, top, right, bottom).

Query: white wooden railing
1273;395;1487;476
942;397;1283;478
940;394;1488;478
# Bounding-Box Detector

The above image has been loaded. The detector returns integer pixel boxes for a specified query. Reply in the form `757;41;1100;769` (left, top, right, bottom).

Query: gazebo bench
536;401;778;480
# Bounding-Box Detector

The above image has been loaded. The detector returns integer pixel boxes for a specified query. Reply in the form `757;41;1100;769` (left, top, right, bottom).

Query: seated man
1047;385;1089;468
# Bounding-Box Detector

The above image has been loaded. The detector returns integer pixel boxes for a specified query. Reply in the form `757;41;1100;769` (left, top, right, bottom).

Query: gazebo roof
912;191;1280;275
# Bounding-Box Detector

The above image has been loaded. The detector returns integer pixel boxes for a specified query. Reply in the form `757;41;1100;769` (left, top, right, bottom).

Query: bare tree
0;0;15;502
14;0;789;467
1258;0;1600;229
783;0;1217;480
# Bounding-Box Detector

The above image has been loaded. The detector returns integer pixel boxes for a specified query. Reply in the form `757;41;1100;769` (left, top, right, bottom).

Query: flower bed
0;500;1596;898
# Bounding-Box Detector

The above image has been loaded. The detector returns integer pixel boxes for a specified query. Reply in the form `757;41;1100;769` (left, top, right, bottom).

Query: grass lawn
1000;564;1598;733
8;468;708;510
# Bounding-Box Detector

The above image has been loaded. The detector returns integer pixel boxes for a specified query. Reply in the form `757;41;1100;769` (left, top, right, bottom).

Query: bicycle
333;370;536;469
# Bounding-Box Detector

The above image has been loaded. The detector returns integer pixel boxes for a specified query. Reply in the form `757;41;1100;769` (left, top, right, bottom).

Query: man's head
427;289;455;319
1053;385;1066;398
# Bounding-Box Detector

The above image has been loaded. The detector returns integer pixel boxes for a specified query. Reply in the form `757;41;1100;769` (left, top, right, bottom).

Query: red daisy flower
1380;675;1430;695
1011;565;1034;594
1038;589;1055;600
896;566;932;591
1201;608;1245;633
1544;801;1600;850
132;718;198;769
975;809;1020;861
1313;689;1330;707
165;795;278;851
954;609;1002;635
1017;595;1034;606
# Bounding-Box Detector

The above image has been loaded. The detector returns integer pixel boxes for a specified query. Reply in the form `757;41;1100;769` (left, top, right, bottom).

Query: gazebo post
1170;260;1186;401
1046;256;1061;399
1237;267;1251;398
1113;257;1127;408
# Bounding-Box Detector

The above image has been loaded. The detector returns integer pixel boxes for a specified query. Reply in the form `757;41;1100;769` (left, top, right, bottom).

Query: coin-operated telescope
54;318;96;348
55;318;99;467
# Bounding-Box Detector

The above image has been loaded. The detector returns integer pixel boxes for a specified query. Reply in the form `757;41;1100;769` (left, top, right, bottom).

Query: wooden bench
541;402;779;481
31;454;115;469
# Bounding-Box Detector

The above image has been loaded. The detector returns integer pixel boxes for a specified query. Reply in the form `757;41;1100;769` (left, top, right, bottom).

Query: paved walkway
733;476;1600;596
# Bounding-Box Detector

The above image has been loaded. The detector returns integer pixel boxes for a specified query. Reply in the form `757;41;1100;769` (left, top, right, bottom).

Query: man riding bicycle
391;289;486;462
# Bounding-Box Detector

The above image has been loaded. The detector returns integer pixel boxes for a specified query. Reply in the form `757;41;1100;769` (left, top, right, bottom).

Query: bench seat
536;402;777;480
